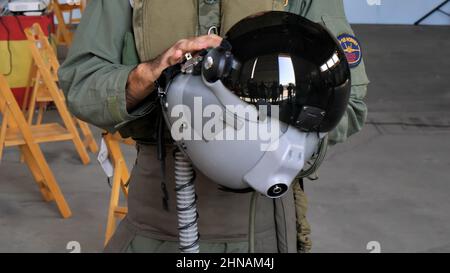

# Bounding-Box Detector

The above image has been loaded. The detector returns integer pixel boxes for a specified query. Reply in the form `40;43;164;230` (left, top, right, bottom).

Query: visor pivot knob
273;185;282;194
267;183;288;198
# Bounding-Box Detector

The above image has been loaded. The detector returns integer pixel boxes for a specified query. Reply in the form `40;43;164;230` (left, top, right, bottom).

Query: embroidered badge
337;33;362;68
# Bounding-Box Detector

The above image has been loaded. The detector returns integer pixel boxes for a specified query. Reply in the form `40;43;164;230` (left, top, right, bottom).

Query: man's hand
126;34;223;111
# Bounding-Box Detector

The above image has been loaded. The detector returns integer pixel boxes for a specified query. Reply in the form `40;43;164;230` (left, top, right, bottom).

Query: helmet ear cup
202;46;237;83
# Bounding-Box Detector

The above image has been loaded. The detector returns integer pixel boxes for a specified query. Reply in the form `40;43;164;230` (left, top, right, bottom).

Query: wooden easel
0;74;72;218
103;132;135;245
25;23;98;165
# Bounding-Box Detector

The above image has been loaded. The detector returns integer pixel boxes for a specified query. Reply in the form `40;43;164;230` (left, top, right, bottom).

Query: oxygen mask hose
174;150;200;253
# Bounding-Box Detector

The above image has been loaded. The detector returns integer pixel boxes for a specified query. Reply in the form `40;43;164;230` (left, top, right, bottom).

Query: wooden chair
51;0;87;46
103;132;135;245
0;74;72;218
25;23;98;165
65;0;87;25
21;62;38;113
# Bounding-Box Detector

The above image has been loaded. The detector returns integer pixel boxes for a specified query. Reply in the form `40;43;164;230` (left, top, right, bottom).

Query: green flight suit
58;0;368;253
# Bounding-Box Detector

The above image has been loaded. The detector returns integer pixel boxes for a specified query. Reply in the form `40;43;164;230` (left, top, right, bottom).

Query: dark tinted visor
223;11;351;132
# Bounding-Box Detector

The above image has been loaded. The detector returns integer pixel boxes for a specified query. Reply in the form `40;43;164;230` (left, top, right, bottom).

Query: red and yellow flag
0;14;55;106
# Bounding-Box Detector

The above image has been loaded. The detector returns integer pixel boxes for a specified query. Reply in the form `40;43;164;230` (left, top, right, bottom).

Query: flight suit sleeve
58;0;144;132
290;0;369;145
320;0;369;145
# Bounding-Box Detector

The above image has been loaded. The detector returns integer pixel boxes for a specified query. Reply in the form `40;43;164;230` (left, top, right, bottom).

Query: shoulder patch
337;33;362;68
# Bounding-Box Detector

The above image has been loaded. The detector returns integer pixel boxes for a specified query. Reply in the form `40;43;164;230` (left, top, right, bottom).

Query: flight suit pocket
321;15;370;87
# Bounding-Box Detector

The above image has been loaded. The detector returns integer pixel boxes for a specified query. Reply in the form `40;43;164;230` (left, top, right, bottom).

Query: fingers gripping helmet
161;11;351;198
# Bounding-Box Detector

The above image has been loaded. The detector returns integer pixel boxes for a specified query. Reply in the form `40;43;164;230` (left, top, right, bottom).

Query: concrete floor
309;24;450;253
0;25;449;253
